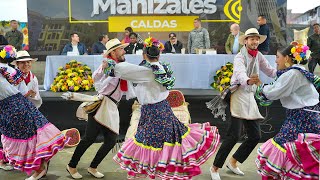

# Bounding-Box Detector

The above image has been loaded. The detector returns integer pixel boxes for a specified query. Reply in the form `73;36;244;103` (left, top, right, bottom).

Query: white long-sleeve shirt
114;61;169;105
0;63;28;100
263;65;319;109
24;71;42;108
231;53;277;86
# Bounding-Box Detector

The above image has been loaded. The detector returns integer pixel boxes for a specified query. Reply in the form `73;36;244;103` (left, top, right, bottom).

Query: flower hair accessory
0;45;17;59
144;37;164;51
290;42;310;63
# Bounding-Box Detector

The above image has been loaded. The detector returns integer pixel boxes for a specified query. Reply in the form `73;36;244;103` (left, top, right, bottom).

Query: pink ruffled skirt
0;93;68;175
256;133;319;179
113;100;220;179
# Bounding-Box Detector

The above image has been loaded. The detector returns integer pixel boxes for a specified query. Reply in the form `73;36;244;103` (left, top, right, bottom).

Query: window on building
47;34;51;39
52;33;56;39
56;34;60;39
39;32;44;39
46;44;54;51
45;44;49;51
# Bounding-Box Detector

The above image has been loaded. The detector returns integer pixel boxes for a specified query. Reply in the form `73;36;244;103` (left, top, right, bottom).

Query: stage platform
39;89;286;143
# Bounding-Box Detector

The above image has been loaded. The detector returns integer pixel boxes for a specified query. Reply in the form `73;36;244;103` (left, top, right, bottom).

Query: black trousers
68;112;117;168
213;116;261;168
308;57;320;74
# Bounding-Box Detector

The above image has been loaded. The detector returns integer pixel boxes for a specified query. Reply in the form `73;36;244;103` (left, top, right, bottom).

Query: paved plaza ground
0;143;262;180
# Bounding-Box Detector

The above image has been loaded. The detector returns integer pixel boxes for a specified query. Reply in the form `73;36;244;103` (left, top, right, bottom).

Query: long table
44;54;276;91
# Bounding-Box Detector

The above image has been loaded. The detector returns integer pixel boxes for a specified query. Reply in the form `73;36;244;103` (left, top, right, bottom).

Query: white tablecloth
44;54;276;90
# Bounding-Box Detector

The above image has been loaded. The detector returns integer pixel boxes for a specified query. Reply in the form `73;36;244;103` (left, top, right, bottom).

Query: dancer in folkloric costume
63;38;132;179
0;51;43;172
110;37;220;179
208;28;277;180
12;50;42;108
0;45;68;180
255;43;320;179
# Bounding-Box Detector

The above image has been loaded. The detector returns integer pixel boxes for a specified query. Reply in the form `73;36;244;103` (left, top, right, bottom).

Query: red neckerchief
107;56;128;92
248;49;258;57
24;72;34;85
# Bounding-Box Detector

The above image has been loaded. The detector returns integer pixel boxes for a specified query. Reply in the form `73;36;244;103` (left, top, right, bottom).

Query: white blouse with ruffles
263;65;319;109
114;61;169;105
0;75;20;100
0;63;28;100
24;71;42;108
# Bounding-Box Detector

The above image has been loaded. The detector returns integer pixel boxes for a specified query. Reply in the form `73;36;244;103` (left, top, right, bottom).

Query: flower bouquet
144;37;165;51
50;60;95;92
211;62;233;92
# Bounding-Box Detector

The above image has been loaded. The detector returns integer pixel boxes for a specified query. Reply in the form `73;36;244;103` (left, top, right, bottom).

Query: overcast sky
0;0;319;21
287;0;320;13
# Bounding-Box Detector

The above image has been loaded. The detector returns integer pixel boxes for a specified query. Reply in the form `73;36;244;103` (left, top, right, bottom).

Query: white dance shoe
87;168;104;178
66;165;83;179
226;162;244;176
209;167;221;180
25;166;47;180
0;164;13;171
25;176;37;180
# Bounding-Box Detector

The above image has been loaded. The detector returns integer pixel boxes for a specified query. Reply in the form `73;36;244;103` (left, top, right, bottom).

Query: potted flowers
211;62;233;92
50;60;95;92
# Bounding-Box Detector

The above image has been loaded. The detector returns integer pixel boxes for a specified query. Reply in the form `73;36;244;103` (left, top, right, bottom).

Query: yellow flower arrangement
211;62;233;92
50;60;95;92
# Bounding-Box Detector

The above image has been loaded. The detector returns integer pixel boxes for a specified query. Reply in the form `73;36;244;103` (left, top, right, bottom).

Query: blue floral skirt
0;93;67;174
114;100;220;179
273;104;320;146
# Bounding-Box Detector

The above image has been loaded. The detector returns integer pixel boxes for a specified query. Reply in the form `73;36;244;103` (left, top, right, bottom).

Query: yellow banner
108;16;198;32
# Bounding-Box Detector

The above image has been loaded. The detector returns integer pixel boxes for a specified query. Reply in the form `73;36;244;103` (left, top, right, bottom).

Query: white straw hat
11;50;37;66
239;28;267;45
103;38;129;55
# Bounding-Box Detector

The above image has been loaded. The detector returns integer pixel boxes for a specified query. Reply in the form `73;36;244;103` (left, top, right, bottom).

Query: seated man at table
61;33;88;55
124;32;144;54
91;34;109;55
163;33;183;54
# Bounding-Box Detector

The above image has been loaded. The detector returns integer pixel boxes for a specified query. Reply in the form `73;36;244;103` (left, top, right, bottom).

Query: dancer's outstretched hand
102;60;109;69
61;91;74;100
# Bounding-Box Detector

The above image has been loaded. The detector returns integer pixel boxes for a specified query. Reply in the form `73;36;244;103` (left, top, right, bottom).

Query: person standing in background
188;18;210;54
257;15;270;55
91;34;109;55
307;23;320;73
225;23;244;54
5;20;23;51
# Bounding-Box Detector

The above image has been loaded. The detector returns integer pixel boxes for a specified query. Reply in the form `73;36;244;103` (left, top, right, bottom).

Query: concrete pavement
0;143;262;180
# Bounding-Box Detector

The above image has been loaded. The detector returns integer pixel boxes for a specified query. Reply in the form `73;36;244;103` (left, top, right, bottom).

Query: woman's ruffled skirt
256;133;319;179
113;100;220;179
0;93;68;175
